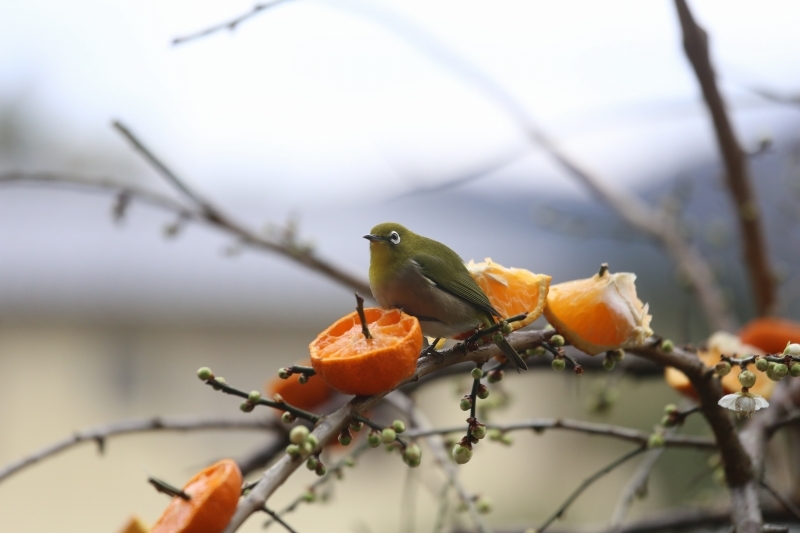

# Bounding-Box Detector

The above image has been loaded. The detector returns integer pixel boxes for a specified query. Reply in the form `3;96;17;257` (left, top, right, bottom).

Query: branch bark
674;0;776;317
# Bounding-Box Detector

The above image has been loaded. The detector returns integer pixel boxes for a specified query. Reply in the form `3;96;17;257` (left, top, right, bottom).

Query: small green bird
364;222;528;371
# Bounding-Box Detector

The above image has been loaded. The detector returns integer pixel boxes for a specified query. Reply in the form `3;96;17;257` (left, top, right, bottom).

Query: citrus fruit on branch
150;459;242;533
543;264;653;355
466;258;551;332
309;308;422;396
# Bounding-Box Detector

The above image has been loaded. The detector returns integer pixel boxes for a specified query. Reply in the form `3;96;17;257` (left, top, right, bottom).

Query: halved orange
543;266;653;355
738;317;800;355
266;359;335;411
309;308;422;396
150;459;242;533
665;331;775;399
466;258;551;331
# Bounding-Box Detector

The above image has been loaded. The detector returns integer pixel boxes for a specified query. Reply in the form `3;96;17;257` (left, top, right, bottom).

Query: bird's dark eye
389;231;401;245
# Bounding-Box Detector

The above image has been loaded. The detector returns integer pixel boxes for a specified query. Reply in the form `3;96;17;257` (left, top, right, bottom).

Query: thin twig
0;415;278;483
610;442;668;526
674;0;776;316
537;447;646;533
148;476;191;500
355;293;372;340
262;505;299;533
172;0;291;45
404;418;716;450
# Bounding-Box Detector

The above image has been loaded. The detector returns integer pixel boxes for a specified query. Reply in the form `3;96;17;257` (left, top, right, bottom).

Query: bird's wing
411;254;500;318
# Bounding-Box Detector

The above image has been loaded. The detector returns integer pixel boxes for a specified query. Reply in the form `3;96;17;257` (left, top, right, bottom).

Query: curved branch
0;414;279;483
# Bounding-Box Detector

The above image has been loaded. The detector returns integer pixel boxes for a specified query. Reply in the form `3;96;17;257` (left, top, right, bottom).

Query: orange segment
665;332;775;399
466;258;551;330
266;359;334;411
738;317;800;355
309;308;422;396
543;267;653;355
151;459;242;533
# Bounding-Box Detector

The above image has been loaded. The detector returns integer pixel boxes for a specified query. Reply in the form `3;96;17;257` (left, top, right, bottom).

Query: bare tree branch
172;0;291;45
674;0;776;317
628;342;760;533
222;329;553;532
0;415;278;483
405;419;715;451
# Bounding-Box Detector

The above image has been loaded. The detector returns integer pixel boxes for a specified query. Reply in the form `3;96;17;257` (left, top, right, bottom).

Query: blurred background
1;0;800;531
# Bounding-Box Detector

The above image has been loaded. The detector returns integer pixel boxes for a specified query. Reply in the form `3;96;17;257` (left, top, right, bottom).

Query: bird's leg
421;337;444;362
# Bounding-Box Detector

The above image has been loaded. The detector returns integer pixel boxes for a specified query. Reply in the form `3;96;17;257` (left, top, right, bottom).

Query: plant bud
315;463;327;476
211;376;226;390
403;444;422;463
790;363;800;377
476;497;492;514
551;359;566;372
367;430;382;448
526;346;547;357
738;370;756;388
602;357;615;371
470;424;487;440
487;428;502;441
289;425;310;445
381;428;397;443
755;358;769;372
550;334;565;347
349;420;364;432
305;434;319;449
610;349;625;362
471;367;484;380
452;443;473;464
460;397;473;411
392;420;406;434
648;433;665;448
196;367;213;381
278;368;291;379
499;434;513;446
281;411;296;424
501;322;513;335
664;404;678;414
661;415;676;428
784;342;800;356
487;370;503;383
492;332;504;344
239;402;254;413
768;363;788;381
338;429;352;447
298;374;308;385
301;441;314;454
306;457;318;470
477;385;490;400
248;390;262;403
661;339;674;353
301;491;315;503
715;361;731;377
285;444;300;458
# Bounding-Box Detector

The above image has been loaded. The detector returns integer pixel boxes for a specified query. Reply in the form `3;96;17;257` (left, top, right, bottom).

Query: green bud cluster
551;358;566;372
338;429;353;447
277;368;291;380
549;334;565;348
477;385;490;400
738;370;756;388
471;367;484;380
767;362;788;381
648;433;665;448
755;358;769;372
381;428;397;444
715;361;731;377
790;363;800;377
349;420;364;432
470;424;487;440
392;420;406;433
402;444;422;468
460;396;473;411
501;322;513;335
526;346;547;357
487;370;503;383
196;367;213;381
211;376;226;390
367;430;382;448
602;357;615;371
452;443;473;464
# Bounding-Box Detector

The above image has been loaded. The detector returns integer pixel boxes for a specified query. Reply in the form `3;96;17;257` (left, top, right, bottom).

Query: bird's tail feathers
496;336;527;372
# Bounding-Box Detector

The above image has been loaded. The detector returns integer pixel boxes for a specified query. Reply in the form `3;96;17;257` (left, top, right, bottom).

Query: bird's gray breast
373;259;482;338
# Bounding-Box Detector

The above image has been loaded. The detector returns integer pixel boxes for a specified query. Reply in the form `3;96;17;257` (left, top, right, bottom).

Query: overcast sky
2;0;799;324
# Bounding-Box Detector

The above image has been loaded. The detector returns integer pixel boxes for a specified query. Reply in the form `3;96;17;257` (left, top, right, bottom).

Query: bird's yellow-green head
364;222;418;284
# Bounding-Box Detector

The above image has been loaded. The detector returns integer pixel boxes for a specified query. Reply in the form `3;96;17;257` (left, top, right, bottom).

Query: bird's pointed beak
364;234;384;242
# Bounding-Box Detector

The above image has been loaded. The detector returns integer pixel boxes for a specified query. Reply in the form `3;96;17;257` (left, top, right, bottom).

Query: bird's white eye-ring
389;231;401;245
